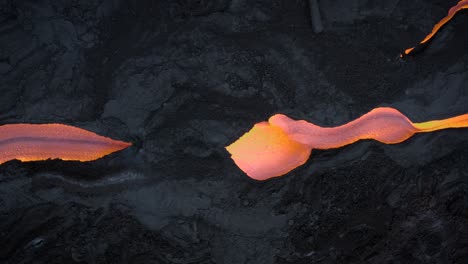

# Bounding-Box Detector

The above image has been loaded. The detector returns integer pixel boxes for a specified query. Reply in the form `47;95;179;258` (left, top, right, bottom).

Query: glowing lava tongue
0;123;131;165
226;107;468;181
401;0;468;57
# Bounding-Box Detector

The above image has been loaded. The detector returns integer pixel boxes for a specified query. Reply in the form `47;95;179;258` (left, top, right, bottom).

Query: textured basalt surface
1;0;467;263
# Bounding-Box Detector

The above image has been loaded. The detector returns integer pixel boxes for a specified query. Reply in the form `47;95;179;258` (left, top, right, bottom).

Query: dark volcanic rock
1;0;467;263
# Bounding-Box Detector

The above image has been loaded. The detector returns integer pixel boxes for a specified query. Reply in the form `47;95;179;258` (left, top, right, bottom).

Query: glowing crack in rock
0;124;131;165
401;0;468;58
226;107;468;180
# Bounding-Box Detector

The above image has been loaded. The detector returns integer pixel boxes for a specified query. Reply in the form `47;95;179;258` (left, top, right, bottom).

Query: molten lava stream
0;123;131;165
401;0;468;58
226;107;468;180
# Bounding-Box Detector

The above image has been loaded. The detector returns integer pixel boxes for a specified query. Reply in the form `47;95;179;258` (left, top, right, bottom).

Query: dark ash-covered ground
1;0;468;263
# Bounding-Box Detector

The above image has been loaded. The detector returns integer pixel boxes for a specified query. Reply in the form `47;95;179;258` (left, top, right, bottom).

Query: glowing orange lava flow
400;0;468;58
0;124;131;165
226;107;468;180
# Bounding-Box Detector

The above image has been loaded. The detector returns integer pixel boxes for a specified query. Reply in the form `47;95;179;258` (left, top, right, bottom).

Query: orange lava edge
400;0;468;57
0;123;131;165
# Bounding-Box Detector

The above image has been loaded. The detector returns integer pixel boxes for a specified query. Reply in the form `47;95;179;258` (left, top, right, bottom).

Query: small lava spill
226;107;468;181
0;124;131;165
400;0;468;58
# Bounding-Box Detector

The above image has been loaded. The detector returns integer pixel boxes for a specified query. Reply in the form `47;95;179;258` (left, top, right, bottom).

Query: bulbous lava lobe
225;122;312;181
